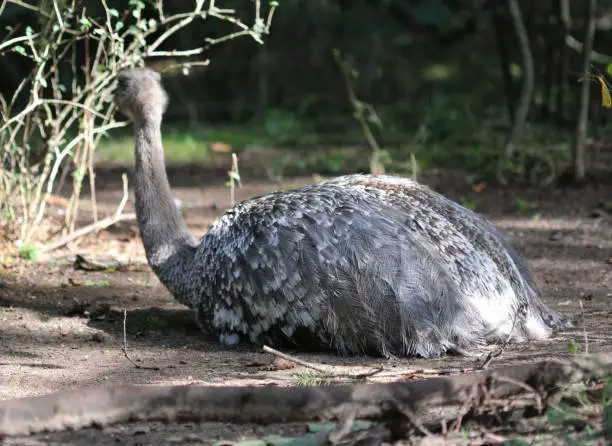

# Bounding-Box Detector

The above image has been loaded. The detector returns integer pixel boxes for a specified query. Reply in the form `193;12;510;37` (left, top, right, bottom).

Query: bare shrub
0;0;277;250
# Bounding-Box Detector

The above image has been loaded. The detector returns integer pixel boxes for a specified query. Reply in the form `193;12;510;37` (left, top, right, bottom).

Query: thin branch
0;98;110;134
5;0;51;17
40;212;136;253
263;345;330;374
34;120;129;226
159;59;210;73
147;3;206;55
477;304;522;370
40;174;133;253
493;375;543;414
579;300;589;354
51;0;64;29
265;5;277;33
565;34;612;64
204;30;252;49
263;345;384;380
147;48;204;57
114;173;129;219
208;10;250;32
122;309;162;371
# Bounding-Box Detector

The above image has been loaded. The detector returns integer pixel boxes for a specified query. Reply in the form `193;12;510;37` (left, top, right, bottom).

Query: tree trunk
556;0;572;123
504;0;535;159
573;0;597;183
543;0;559;121
493;3;516;124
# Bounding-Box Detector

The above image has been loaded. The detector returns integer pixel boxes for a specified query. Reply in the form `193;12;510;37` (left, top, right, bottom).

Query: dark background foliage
2;0;612;178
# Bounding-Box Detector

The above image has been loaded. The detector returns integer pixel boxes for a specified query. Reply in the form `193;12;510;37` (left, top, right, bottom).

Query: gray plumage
115;67;572;358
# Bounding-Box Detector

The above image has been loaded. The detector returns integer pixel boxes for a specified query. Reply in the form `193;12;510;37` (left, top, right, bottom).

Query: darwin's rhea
115;67;571;358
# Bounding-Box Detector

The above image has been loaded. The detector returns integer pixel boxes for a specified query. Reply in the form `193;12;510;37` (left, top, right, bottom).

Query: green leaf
79;17;92;31
13;45;26;55
109;8;119;17
128;0;145;8
25;26;33;37
270;1;279;6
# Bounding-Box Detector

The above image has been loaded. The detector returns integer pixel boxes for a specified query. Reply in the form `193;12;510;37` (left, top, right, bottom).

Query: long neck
133;115;197;288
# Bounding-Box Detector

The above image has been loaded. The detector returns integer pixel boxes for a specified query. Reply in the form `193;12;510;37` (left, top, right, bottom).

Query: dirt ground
1;166;612;445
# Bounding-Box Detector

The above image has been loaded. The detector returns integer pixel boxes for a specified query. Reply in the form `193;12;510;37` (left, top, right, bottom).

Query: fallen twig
1;353;608;438
121;309;162;371
494;375;543;414
580;300;589;354
477;304;523;370
41;213;136;253
449;383;480;433
41;174;134;253
263;345;383;380
263;345;328;373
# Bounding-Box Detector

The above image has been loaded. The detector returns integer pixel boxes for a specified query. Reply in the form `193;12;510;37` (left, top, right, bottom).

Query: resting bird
114;67;572;358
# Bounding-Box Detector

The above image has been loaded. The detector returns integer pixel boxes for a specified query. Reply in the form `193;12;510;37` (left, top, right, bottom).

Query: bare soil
1;166;612;445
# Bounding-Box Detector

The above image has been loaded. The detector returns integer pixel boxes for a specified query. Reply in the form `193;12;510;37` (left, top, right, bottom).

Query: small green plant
513;198;535;213
567;338;580;354
543;378;612;443
291;370;334;387
459;197;478;211
225;153;242;206
333;49;387;175
84;280;110;287
18;244;40;261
